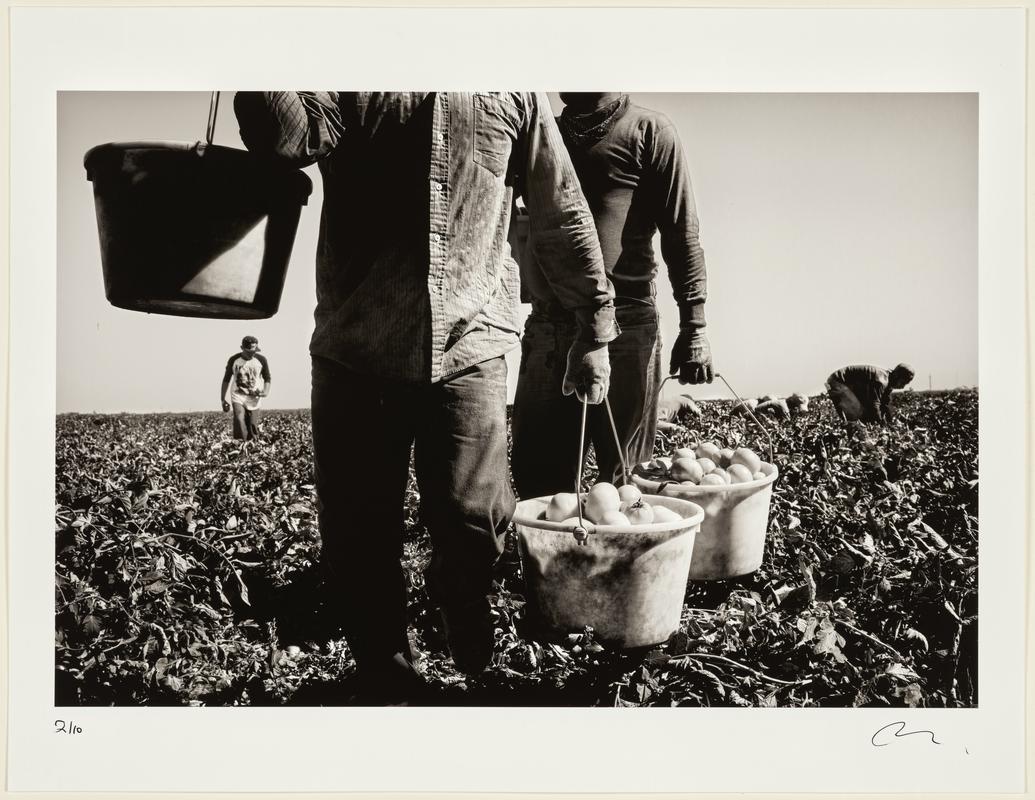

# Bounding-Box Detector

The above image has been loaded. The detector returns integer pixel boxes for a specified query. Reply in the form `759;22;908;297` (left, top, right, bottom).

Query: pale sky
57;92;977;413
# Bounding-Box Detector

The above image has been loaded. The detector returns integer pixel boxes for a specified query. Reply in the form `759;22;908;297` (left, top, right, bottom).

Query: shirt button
431;234;441;244
437;131;446;143
432;181;443;193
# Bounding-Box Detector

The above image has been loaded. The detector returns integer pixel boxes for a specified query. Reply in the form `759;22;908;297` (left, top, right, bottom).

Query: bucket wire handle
713;373;775;467
658;372;775;466
205;91;221;146
570;391;630;546
573;398;589;544
604;396;630;485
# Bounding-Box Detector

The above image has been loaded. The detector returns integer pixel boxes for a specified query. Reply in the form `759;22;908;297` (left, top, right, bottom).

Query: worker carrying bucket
86;91;620;706
229;91;619;705
510;92;712;500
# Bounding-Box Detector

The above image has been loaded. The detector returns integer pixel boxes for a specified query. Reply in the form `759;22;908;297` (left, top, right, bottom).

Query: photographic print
8;5;1026;795
56;89;979;711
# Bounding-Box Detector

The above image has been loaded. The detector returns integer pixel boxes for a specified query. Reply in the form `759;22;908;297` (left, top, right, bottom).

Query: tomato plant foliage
55;390;977;707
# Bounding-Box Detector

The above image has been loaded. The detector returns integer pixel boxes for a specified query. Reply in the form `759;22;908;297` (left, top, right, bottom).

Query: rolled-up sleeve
233;91;344;167
650;120;707;315
519;92;617;344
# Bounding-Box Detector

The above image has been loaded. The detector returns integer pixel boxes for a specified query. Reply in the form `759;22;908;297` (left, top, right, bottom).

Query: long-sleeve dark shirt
827;365;894;421
522;99;707;318
234;91;617;382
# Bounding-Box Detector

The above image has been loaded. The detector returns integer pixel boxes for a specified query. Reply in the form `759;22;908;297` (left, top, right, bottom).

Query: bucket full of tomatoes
633;373;779;580
512;396;705;649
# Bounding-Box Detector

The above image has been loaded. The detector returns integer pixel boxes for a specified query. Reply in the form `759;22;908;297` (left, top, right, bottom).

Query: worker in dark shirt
826;364;915;423
512;93;710;497
234;92;616;704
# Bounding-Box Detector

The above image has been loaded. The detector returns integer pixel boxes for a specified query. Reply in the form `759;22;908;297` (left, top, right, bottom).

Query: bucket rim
83;139;271;162
85;139;201;159
513;494;704;534
631;461;779;496
83;140;314;201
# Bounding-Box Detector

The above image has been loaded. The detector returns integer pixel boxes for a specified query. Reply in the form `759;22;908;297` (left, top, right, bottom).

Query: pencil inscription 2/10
54;720;83;736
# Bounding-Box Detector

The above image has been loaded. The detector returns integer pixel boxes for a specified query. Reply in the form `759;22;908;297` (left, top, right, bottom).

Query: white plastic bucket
513;495;705;648
632;462;778;580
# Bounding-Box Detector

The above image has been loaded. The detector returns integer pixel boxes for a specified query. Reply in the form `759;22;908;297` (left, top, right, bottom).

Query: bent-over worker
825;363;915;424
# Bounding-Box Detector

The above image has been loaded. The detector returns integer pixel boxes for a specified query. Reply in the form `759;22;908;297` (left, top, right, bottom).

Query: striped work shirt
234;91;618;382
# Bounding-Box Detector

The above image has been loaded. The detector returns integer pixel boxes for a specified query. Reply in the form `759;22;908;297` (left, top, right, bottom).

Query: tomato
670;457;704;483
651;506;682;523
727;464;755;484
696;442;722;462
617;484;642;505
731;448;762;474
584;482;621;524
626;502;655;525
598;509;630;526
546;492;580;522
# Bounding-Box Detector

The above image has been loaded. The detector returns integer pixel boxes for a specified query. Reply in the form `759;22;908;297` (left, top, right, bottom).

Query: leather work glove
562;341;611;405
670;329;714;385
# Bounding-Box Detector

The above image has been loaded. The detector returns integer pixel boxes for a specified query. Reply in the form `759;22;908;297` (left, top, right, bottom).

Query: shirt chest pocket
473;93;521;178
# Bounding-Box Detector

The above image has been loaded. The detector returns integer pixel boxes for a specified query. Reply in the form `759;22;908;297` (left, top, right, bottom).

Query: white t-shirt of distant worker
224;352;271;411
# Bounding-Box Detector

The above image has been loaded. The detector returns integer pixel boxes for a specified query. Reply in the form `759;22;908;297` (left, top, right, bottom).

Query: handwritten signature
871;721;941;747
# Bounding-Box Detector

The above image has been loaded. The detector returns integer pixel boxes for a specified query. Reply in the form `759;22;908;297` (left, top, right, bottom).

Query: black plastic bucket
84;140;313;319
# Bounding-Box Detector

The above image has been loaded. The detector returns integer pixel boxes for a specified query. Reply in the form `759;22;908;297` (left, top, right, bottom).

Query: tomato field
55;389;978;707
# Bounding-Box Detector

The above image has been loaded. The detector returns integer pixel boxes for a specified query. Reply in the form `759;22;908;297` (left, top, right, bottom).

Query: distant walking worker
513;92;711;497
221;335;271;440
825;363;914;424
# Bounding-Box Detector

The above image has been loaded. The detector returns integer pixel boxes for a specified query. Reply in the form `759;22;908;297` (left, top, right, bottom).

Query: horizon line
55;385;978;417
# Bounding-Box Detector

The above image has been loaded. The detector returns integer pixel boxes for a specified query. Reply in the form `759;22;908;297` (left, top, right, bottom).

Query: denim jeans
231;403;261;440
310;355;514;671
235;92;617;383
511;303;662;499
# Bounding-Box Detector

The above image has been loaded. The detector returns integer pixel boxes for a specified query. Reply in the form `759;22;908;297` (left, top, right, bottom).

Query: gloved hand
562;341;610;405
222;401;231;412
670;329;713;384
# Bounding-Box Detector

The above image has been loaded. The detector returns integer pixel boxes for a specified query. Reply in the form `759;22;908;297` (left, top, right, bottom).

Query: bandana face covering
558;94;630;149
